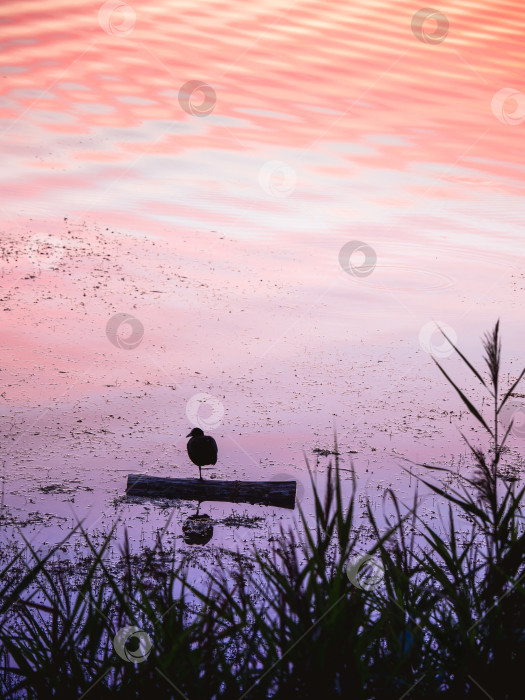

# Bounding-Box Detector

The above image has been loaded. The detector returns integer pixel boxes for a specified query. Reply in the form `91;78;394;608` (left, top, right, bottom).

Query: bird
186;427;218;480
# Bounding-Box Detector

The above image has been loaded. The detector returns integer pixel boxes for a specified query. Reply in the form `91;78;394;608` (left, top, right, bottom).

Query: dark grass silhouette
0;323;523;698
186;427;218;479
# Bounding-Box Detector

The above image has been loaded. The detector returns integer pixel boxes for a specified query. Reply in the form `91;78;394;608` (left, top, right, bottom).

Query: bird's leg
199;466;203;480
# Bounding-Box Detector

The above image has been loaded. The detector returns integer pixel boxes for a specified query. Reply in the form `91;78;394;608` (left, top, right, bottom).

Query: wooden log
126;474;296;509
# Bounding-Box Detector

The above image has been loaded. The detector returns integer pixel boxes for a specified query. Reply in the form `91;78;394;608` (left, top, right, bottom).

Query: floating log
126;474;296;509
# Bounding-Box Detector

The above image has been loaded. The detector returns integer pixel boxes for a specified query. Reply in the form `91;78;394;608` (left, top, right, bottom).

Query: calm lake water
1;0;524;557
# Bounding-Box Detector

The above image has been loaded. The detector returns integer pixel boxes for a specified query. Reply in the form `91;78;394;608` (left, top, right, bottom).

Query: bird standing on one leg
186;427;218;480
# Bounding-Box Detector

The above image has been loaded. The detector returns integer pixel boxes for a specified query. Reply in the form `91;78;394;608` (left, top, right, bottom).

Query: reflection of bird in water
182;504;214;545
186;427;218;480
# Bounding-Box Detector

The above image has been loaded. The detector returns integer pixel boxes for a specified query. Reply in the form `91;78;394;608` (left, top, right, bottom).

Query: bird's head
186;427;204;438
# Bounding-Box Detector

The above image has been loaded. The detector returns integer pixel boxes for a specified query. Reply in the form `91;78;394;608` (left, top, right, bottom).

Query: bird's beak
186;431;192;437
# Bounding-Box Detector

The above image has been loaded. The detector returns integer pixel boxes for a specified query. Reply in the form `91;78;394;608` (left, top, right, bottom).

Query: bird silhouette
186;427;218;480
